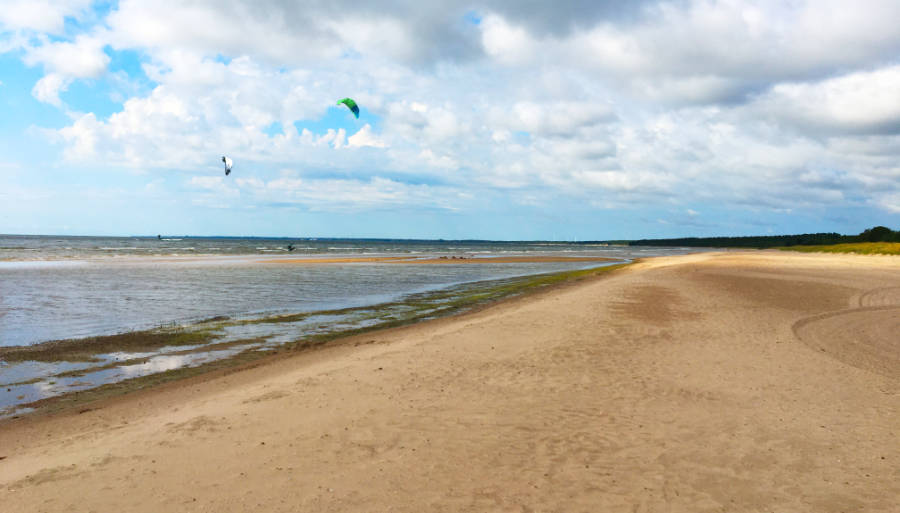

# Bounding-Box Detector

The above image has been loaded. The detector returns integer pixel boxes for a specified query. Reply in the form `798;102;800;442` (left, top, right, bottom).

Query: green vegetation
20;348;277;417
624;226;900;249
0;329;219;363
778;242;900;256
246;262;631;352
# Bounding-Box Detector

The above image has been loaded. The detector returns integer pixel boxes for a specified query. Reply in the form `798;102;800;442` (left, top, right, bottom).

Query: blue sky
2;0;900;239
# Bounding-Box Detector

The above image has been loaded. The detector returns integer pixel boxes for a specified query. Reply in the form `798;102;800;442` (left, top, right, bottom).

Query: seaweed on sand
0;330;219;363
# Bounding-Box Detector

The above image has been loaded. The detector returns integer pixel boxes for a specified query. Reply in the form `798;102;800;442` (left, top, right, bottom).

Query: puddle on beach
0;264;622;418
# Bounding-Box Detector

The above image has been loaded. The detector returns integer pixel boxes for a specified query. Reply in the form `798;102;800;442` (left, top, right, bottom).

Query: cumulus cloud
31;73;70;106
477;0;900;105
104;0;482;67
480;14;538;66
348;124;385;148
0;0;92;34
232;175;461;212
755;65;900;135
877;193;900;213
497;101;615;136
9;0;900;229
24;35;109;78
23;35;110;105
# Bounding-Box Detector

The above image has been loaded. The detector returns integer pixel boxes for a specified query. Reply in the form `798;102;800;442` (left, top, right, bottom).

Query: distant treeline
626;226;900;248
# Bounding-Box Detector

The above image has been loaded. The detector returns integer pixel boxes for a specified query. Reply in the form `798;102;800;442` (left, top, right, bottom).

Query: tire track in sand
793;287;900;380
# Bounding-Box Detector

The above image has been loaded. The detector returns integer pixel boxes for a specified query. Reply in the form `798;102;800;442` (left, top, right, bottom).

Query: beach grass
779;242;900;256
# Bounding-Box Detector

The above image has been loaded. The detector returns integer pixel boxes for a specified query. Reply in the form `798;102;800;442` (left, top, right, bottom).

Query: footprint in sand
242;390;290;404
166;415;223;436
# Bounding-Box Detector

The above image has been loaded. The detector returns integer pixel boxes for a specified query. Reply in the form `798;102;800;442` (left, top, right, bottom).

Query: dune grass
779;242;900;256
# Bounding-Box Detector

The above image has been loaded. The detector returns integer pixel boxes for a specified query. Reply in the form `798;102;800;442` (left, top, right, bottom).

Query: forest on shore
621;226;900;248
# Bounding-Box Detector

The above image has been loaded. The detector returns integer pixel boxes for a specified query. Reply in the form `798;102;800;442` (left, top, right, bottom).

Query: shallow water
0;237;695;347
0;236;703;417
0;234;655;261
2;258;615;346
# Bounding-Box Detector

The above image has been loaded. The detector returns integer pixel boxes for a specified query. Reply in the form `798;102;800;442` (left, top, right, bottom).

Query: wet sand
1;251;899;512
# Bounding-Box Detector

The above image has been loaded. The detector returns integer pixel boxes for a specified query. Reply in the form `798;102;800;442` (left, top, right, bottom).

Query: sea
0;234;700;417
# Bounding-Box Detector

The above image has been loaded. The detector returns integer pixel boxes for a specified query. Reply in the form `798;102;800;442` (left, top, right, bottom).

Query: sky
1;0;899;240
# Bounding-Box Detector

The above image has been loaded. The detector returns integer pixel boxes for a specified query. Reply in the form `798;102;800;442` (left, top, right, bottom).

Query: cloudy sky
1;0;899;239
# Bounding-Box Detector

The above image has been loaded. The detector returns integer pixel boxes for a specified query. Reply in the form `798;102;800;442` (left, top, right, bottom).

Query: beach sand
261;255;621;264
1;250;898;512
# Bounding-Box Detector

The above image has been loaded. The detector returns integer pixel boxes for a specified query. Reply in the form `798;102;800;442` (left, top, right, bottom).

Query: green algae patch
0;329;221;363
48;338;265;379
16;347;273;417
779;242;900;256
271;262;633;351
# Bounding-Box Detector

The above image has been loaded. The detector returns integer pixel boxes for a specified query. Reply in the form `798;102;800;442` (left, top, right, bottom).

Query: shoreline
0;261;630;420
2;251;898;511
260;255;622;265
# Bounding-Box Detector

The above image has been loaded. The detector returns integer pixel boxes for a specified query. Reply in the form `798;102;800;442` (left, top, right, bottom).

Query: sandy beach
1;250;898;512
261;255;622;265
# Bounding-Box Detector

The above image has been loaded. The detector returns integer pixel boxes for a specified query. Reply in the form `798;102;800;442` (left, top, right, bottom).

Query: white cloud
478;0;900;105
877;193;900;213
418;149;458;170
755;65;900;135
57;112;101;158
0;0;92;34
25;35;109;78
385;101;467;143
242;175;461;212
498;101;614;136
571;170;673;194
105;0;340;65
15;0;900;226
31;72;71;106
23;34;110;105
480;14;538;66
348;124;385;148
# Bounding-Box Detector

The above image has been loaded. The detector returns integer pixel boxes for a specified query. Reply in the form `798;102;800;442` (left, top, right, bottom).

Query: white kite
222;156;233;176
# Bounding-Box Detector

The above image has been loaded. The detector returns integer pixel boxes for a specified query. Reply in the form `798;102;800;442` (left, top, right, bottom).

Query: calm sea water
0;235;694;347
0;235;701;416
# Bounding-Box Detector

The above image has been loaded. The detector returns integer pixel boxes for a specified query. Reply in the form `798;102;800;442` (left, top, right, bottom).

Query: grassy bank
779;242;900;256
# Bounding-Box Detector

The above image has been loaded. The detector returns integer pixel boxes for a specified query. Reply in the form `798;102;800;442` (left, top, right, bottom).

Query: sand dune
1;251;898;512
